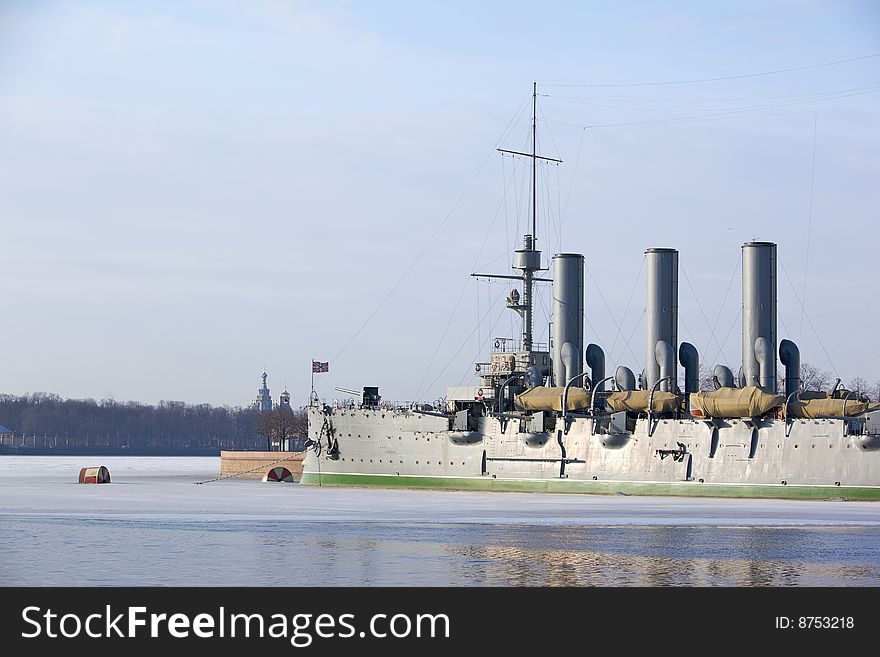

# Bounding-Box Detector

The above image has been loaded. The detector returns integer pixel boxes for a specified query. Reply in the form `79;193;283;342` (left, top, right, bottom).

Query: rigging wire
547;85;880;104
799;110;819;342
607;256;645;364
559;126;587;245
585;263;637;365
680;258;732;365
422;290;506;398
474;249;515;273
331;93;531;363
614;309;646;373
502;151;510;273
476;274;480;365
705;253;741;367
707;306;743;371
542;52;880;88
546;86;880;130
414;169;521;400
777;300;795;346
832;287;880;357
545;85;880;113
779;256;839;376
452;293;513;391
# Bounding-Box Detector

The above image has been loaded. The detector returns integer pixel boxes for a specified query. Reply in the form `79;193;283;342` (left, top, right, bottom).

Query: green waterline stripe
298;472;880;500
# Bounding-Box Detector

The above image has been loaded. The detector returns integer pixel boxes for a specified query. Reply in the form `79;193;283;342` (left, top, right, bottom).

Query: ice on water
1;456;879;586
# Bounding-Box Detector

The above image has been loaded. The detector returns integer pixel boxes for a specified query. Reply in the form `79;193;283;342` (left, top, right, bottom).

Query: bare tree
850;377;870;397
254;411;272;451
253;407;307;451
800;362;831;391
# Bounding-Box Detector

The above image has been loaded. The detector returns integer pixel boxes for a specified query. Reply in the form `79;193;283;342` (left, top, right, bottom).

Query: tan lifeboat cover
515;386;591;412
605;390;680;413
787;398;880;419
689;386;783;418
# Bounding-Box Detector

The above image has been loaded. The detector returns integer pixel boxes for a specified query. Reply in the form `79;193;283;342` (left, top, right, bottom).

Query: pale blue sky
1;1;878;406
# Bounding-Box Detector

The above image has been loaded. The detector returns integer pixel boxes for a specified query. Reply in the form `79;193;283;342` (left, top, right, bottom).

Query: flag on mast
312;361;329;373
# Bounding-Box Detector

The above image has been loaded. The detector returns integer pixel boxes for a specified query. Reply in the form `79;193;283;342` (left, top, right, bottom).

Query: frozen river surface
1;456;879;586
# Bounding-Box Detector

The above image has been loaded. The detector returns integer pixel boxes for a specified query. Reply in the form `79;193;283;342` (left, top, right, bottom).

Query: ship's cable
542;52;880;88
452;290;516;391
607;256;645;365
559;126;587;246
832;287;880;359
799;111;819;342
680;258;732;366
330;94;531;364
707;307;742;373
194;455;297;485
544;86;880;130
706;253;741;366
612;308;645;374
779;256;839;377
414;174;520;401
421;291;507;398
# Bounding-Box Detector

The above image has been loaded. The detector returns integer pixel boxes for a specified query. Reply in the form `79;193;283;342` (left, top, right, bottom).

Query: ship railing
489;338;548;354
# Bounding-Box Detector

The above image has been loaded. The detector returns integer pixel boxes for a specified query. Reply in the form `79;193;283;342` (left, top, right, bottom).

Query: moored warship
302;85;880;500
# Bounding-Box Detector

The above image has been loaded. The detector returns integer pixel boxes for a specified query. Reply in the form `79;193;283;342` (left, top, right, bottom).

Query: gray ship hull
301;407;880;500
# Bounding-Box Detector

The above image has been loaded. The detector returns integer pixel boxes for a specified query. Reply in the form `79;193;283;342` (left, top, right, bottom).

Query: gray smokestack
552;253;584;386
644;248;678;392
742;242;777;392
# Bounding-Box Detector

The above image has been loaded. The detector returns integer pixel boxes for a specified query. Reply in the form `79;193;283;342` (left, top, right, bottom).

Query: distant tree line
0;393;308;451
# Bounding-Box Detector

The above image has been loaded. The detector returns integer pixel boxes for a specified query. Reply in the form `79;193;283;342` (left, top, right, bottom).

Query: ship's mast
531;80;537;240
474;82;560;353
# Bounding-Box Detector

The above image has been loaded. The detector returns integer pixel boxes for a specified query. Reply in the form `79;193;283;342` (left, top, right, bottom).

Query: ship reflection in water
444;526;880;586
294;524;880;587
3;517;879;586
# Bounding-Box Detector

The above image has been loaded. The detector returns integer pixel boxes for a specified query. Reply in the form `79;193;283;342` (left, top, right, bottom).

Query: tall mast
524;81;538;351
472;82;561;354
532;80;537;240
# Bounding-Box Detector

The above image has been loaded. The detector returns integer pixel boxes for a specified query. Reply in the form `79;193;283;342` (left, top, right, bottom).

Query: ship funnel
552;253;584;386
644;248;678;392
779;339;801;399
742;242;777;392
679;342;700;394
586;344;606;392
